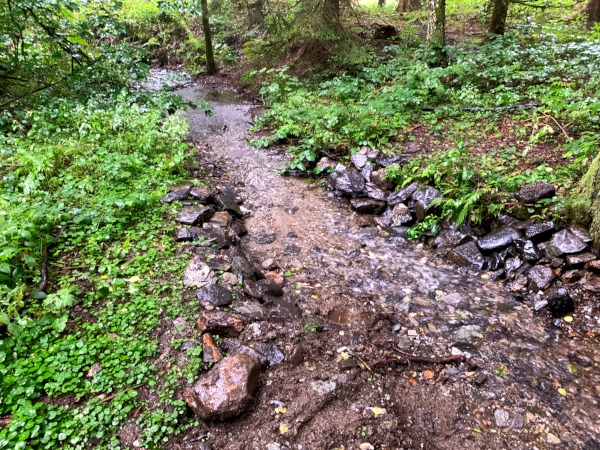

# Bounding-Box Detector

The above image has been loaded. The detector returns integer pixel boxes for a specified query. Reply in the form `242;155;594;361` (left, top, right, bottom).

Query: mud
168;77;600;450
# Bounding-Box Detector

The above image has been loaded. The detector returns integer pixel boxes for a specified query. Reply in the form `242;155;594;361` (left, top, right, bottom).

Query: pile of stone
163;181;291;421
324;149;600;318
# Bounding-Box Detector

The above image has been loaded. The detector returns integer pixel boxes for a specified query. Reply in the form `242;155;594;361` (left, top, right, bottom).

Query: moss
574;152;600;244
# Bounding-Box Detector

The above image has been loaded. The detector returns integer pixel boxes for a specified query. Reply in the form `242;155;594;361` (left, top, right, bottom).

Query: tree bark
378;0;386;7
587;0;600;27
488;0;509;34
328;0;340;20
200;0;217;75
396;0;408;12
574;152;600;244
427;0;445;45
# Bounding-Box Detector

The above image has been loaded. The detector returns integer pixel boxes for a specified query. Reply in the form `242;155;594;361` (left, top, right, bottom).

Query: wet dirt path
174;79;599;450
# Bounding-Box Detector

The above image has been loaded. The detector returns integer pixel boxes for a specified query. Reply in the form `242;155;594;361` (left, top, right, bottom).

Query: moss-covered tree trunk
575;152;600;243
488;0;509;34
200;0;217;75
587;0;600;27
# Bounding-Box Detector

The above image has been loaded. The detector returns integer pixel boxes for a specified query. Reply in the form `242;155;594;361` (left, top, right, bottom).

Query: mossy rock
572;152;600;244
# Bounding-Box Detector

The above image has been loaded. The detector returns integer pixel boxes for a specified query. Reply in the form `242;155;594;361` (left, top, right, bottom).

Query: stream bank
162;74;599;450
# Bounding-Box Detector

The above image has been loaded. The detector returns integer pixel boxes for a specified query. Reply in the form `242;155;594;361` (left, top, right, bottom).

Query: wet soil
170;78;600;450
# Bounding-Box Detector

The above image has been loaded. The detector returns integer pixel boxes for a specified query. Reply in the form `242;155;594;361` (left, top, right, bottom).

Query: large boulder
184;353;261;421
545;229;587;256
515;182;555;203
327;164;367;197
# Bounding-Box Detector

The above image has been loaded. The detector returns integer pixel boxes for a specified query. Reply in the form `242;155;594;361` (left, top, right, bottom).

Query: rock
266;443;282;450
261;258;277;270
494;409;510;428
230;250;257;281
195;311;246;336
585;260;600;271
387;182;420;207
546;229;587;256
243;279;262;299
370;169;394;191
288;344;304;365
202;333;223;363
528;266;555;291
365;183;388;201
184;256;217;287
514;239;541;263
507;274;528;292
447;241;484;270
197;284;233;307
252;342;285;367
374;208;393;228
547;287;574;318
310;380;337;395
391;203;413;226
350;198;387;214
412;186;442;221
524;221;555;241
438;293;463;306
256;279;284;297
214;193;244;218
534;299;548;311
220;272;238;286
477;227;521;252
375;154;403;167
452;324;482;340
184;353;260;421
515;182;555;203
473;373;487;386
569;225;593;243
566;252;597;266
175;206;215;226
189;185;213;203
328;164;366;197
485;250;507;271
229;219;248;237
547;433;561;445
177;227;195;242
561;270;582;283
504;255;524;275
161;188;191;204
361;164;373;182
197;227;235;249
209;211;232;228
351;151;369;170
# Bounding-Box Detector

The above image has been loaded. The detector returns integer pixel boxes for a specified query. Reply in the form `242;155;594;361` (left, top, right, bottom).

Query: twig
545;114;571;142
370;348;466;368
99;384;144;403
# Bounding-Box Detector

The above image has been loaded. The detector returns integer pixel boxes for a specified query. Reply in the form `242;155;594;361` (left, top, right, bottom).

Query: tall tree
587;0;600;27
427;0;446;63
200;0;217;75
488;0;509;34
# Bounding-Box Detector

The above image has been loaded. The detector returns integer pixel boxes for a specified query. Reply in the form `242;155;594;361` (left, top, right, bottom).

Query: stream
155;71;600;449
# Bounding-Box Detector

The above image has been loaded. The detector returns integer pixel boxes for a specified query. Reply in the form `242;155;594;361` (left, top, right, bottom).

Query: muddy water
176;81;600;449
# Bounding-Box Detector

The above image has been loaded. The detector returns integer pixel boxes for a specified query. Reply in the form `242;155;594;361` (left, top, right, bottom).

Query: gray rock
328;164;367;197
316;157;336;172
375;154;403;167
374;208;393;228
253;342;285;367
524;221;555;241
514;239;542;263
243;279;262;299
438;293;463;306
175;206;215;226
447;241;484;270
504;255;524;275
494;409;511;428
515;182;555;203
177;227;195;242
161;189;190;204
350;198;387;214
477;227;521;252
387;181;420;207
214;193;244;218
370;169;395;191
197;284;234;307
546;229;587;256
189;185;213;203
351;152;369;170
365;183;388;201
229;219;248;237
184;353;261;421
528;266;555;291
566;252;597;266
547;287;574;318
361;164;373;182
391;203;413;226
485;250;507;271
413;186;442;221
569;225;593;243
256;279;284;297
230;250;257;281
183;256;216;287
310;380;337;395
534;299;549;311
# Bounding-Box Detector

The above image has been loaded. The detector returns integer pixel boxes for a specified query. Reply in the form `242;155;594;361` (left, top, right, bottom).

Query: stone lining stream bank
156;74;600;450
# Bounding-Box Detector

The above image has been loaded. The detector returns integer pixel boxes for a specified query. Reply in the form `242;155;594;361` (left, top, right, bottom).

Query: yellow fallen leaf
276;406;287;414
563;316;573;323
279;423;289;434
558;388;567;396
127;276;142;283
371;406;384;416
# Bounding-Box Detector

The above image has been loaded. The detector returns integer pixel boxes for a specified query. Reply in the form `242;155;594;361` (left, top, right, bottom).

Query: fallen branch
421;102;545;112
99;384;144;403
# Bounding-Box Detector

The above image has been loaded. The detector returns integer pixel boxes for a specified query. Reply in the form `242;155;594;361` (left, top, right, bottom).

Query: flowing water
159;74;600;449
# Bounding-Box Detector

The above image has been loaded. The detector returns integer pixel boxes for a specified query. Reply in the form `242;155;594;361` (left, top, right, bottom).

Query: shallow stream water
151;71;600;448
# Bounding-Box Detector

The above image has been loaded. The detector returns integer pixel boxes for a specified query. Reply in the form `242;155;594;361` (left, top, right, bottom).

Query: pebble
310;380;337;395
547;433;561;444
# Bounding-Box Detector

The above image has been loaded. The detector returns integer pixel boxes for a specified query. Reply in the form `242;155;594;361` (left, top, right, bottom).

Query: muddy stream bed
157;73;600;449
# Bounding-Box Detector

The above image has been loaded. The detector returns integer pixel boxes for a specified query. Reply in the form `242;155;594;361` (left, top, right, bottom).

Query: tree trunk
488;0;509;34
427;0;446;62
574;152;600;244
200;0;217;75
396;0;408;12
329;0;340;19
587;0;600;27
378;0;386;6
